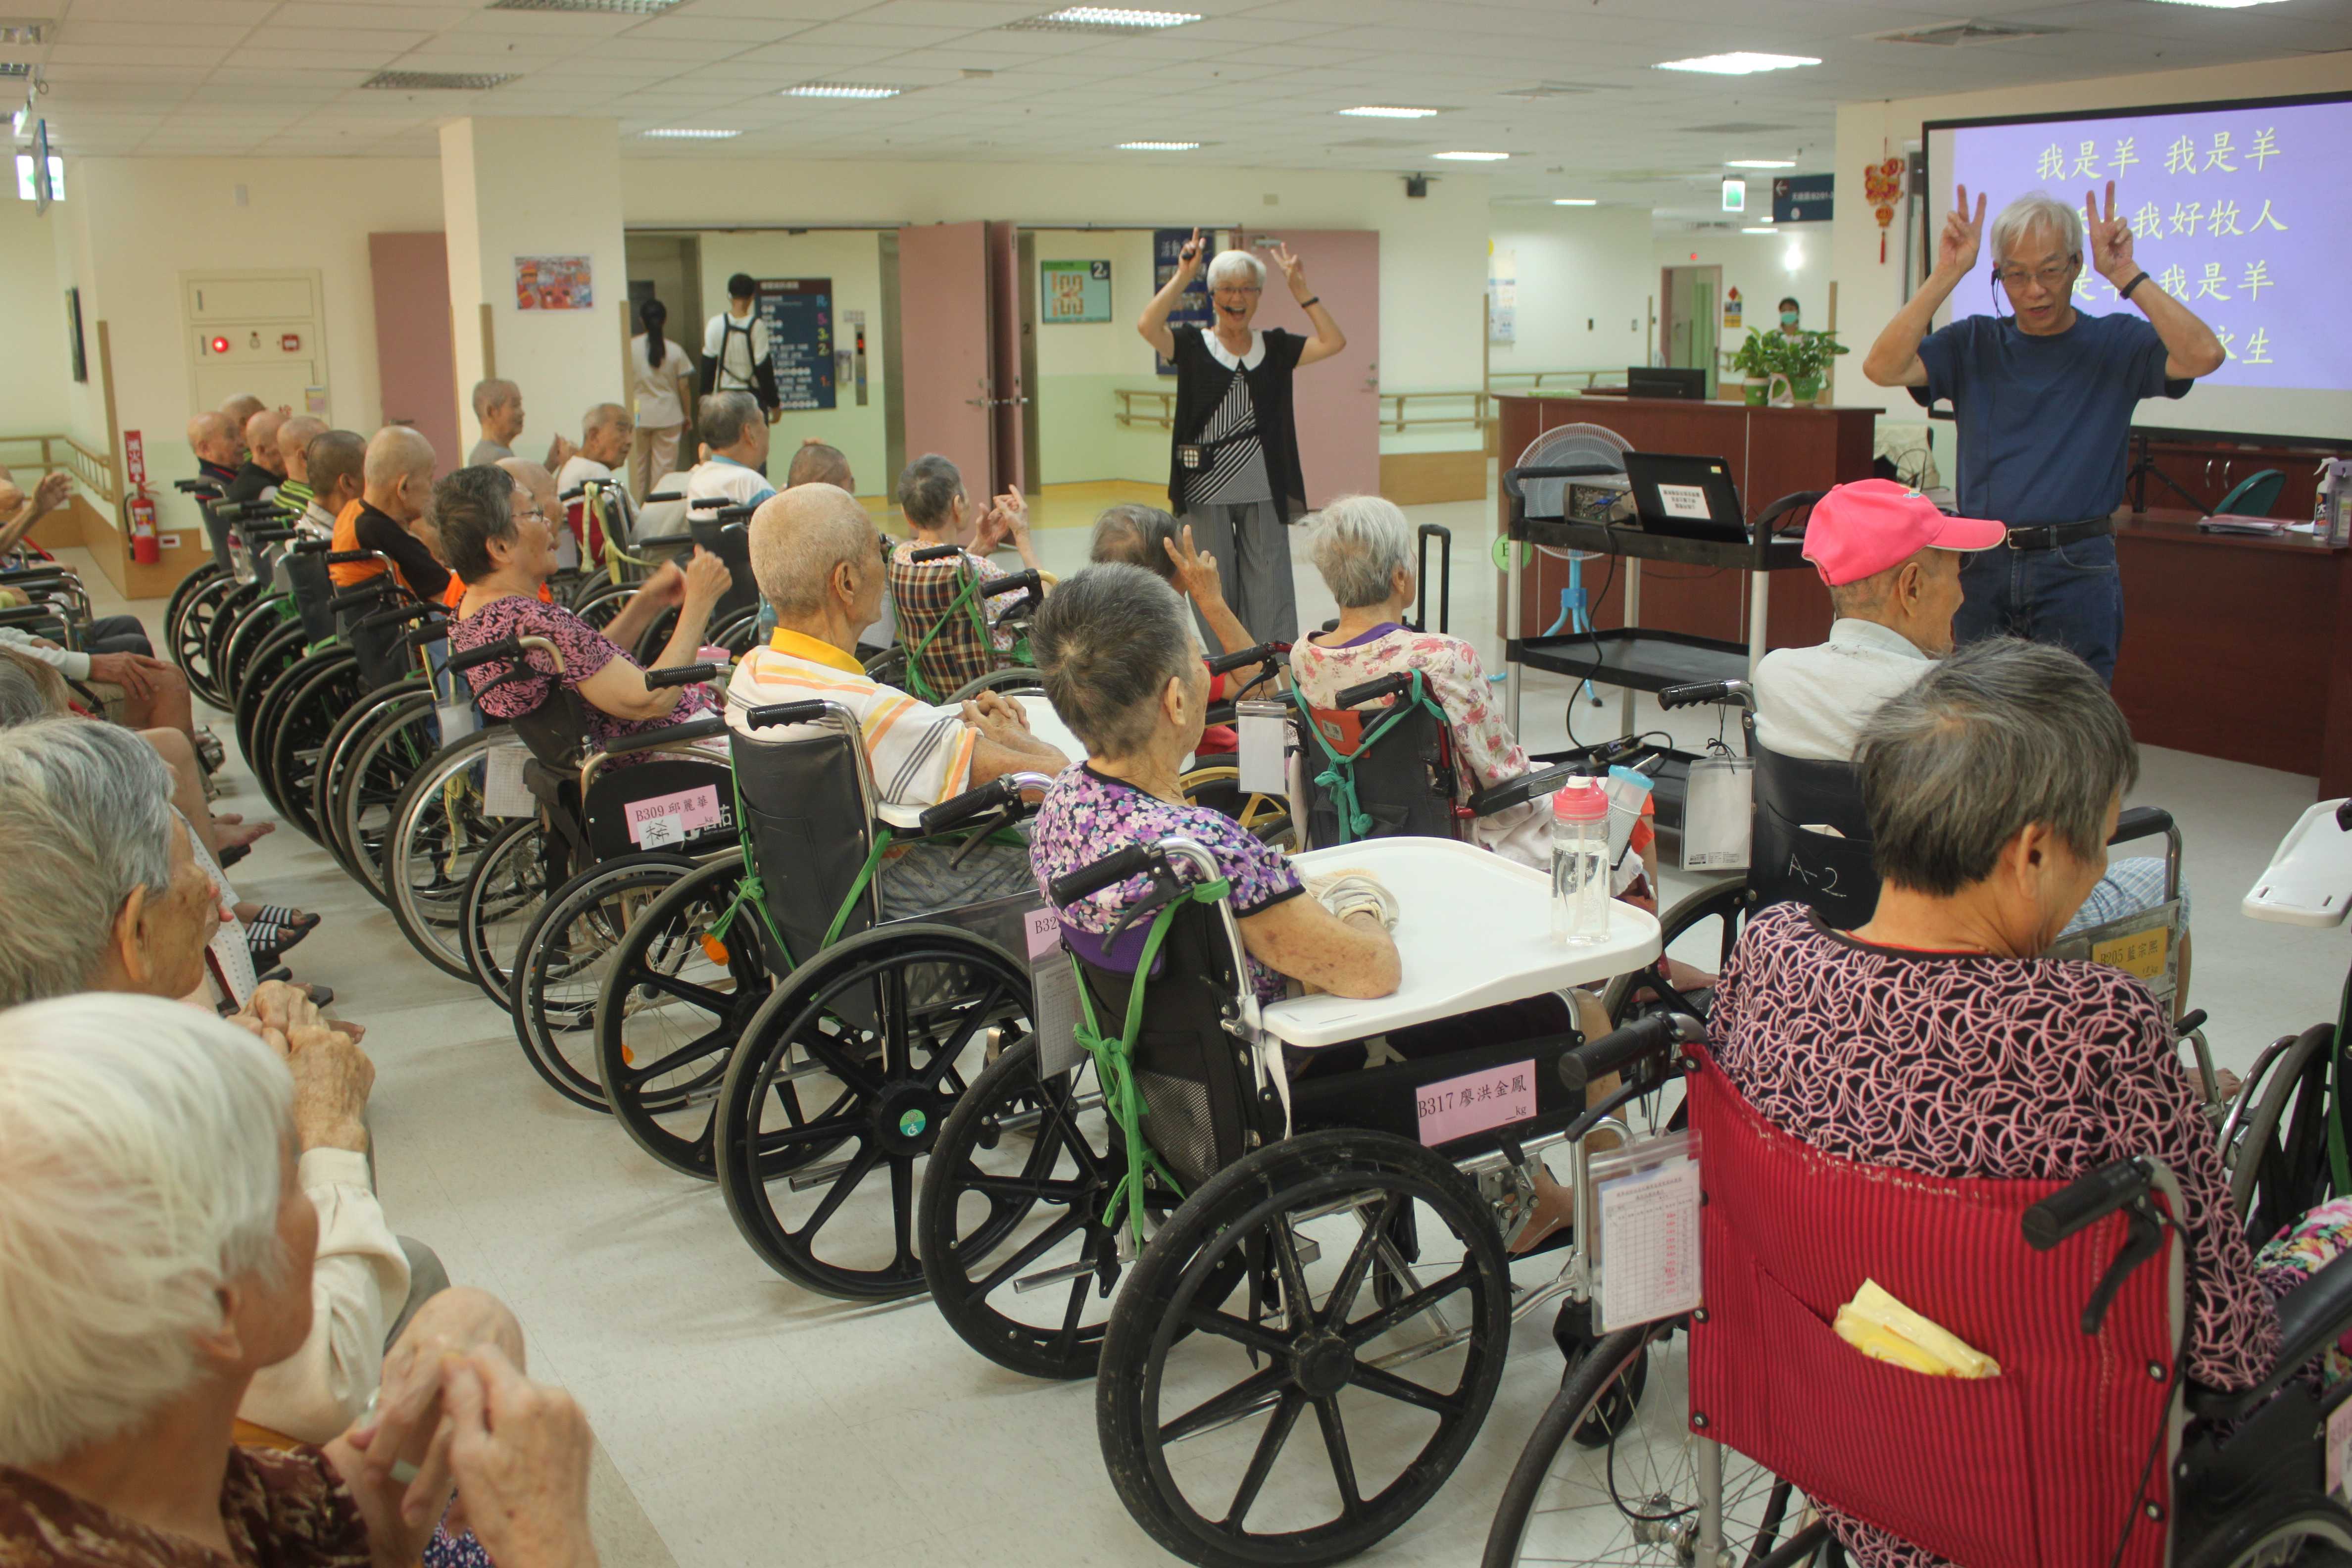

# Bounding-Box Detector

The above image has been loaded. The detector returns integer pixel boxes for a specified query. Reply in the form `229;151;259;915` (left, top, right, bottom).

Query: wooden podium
1496;393;1880;651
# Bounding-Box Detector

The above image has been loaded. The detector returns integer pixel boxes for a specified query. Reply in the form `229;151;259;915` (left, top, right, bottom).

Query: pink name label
1416;1060;1536;1147
1024;905;1060;963
626;784;723;847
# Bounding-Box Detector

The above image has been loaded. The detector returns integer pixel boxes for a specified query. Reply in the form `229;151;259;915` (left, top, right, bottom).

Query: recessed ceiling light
1741;226;1779;234
1656;52;1821;75
1725;158;1796;169
486;0;685;12
361;70;518;92
1553;197;1597;205
1433;150;1509;161
2142;0;2293;6
640;128;741;139
785;83;903;98
1005;6;1201;31
1119;140;1200;150
1340;106;1440;119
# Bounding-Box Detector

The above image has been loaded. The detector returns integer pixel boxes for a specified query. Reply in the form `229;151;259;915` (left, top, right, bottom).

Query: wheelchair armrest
1050;844;1156;907
917;774;1023;836
599;715;728;756
2109;805;2174;847
1470;761;1580;818
643;661;724;689
2189;1251;2352;1423
1336;672;1413;710
1558;1012;1705;1094
909;542;962;563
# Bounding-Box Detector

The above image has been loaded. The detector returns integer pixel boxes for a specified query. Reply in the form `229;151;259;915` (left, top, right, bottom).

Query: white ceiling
7;0;2352;226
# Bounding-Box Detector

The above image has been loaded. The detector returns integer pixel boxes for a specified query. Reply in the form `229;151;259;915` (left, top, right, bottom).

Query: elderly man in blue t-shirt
1862;183;2227;684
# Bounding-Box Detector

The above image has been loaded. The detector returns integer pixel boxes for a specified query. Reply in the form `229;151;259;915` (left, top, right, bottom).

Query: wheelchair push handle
1205;642;1280;679
687;496;733;511
288;538;331;555
634;531;694;550
441;636;527;676
985;568;1043;600
2022;1157;2154;1251
353;602;441;635
2107;805;2174;846
404;620;454;652
212;498;282;522
643;661;725;689
326;584;403;616
1558;1012;1705;1095
1659;680;1746;712
919;774;1023;835
705;504;755;525
645;490;682;504
174;478;223;495
909;542;963;563
324;550;386;566
740;699;831;730
1335;671;1414;710
1050;844;1157;907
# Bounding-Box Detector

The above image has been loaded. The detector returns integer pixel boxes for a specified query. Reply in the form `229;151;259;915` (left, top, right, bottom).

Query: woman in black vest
1138;230;1346;644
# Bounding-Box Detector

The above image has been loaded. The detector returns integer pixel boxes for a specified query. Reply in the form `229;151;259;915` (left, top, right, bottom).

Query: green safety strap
1070;875;1232;1245
1288;669;1453;844
900;557;993;706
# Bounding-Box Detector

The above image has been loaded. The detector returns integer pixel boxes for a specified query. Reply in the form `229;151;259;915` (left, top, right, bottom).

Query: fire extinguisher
127;489;160;565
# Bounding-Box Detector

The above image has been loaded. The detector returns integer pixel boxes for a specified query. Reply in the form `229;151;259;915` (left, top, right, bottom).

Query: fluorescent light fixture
2142;0;2293;6
1725;158;1796;169
1119;140;1200;150
1340;106;1439;118
785;83;903;98
1553;197;1597;206
14;152;61;202
361;70;517;91
1432;150;1509;161
1006;5;1201;30
1656;52;1821;74
1741;226;1778;234
640;128;741;139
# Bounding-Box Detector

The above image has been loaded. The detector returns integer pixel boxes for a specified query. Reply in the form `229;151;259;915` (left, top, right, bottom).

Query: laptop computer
1622;451;1749;542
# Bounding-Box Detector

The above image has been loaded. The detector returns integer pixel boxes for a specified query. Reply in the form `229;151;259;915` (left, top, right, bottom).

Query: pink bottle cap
697;646;732;667
1552;776;1609;822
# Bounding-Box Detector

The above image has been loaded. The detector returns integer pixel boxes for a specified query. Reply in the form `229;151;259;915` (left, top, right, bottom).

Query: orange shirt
326;499;379;589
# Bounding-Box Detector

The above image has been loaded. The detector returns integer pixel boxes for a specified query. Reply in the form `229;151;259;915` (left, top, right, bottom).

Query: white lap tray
874;693;1080;831
1262;837;1663;1050
2244;799;2352;928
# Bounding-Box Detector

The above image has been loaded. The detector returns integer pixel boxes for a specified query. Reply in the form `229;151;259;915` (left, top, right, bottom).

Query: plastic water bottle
1551;776;1613;945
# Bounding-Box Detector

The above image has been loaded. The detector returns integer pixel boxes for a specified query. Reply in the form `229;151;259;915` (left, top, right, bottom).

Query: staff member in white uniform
628;298;695;501
702;272;781;422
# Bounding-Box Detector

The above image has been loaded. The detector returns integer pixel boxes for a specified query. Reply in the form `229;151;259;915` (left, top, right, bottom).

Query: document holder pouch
1682;746;1753;872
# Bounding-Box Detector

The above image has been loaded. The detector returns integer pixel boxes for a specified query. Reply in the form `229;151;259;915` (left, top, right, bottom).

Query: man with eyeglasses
1863;183;2227;684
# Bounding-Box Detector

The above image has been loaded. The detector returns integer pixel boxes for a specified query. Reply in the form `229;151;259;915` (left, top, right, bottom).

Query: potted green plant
1785;329;1850;405
1730;330;1789;407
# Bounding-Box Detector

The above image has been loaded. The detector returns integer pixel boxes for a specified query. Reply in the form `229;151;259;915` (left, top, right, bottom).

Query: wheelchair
914;828;1663;1564
879;539;1046;703
1481;1015;2352;1568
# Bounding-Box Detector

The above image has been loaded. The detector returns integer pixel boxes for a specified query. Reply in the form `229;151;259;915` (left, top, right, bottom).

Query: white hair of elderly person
0;994;596;1566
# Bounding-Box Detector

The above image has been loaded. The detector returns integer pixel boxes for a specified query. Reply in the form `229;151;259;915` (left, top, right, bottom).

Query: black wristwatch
2119;271;2154;300
1299;295;1321;309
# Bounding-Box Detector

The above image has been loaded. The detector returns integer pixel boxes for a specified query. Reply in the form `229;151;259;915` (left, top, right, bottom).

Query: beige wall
1488;203;1656;382
0;196;74;439
1831;53;2352;418
1029;228;1165;486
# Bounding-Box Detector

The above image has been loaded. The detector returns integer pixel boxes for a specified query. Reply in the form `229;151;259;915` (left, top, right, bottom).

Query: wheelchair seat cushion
1710;902;2280;1395
449;592;719;764
1032;763;1302;1001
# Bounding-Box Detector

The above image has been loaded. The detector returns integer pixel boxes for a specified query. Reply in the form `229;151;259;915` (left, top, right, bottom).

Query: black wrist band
2119;270;2153;300
1299;295;1321;309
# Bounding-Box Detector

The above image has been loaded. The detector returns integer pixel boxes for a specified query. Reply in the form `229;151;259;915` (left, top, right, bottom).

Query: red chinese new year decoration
1864;156;1905;264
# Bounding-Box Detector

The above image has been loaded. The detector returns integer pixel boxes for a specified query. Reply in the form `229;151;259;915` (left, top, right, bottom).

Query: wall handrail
0;432;120;506
1113;386;1496;436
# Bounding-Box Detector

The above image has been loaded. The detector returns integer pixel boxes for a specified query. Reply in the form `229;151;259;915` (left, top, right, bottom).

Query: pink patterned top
1711;902;2281;1568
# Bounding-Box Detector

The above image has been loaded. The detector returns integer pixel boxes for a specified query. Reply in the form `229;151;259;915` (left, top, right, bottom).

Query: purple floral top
1029;764;1302;1000
1711;901;2280;1568
448;593;718;753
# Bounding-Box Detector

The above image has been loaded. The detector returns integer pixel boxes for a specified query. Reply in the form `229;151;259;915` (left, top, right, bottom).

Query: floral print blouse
448;592;718;755
1029;763;1302;1000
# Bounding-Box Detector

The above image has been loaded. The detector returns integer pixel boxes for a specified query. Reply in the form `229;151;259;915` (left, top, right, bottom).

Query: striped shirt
274;478;314;524
1188;370;1272;505
725;626;977;809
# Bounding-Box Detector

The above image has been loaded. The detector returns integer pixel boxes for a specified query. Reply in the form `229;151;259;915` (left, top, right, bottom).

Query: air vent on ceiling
1685;121;1790;135
0;21;46;45
487;0;685;12
0;60;29;77
362;70;519;92
1495;82;1592;100
1002;7;1201;34
1874;19;2060;45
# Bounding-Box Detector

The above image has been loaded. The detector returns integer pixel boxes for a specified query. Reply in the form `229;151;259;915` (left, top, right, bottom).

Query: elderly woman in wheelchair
906;562;1661;1565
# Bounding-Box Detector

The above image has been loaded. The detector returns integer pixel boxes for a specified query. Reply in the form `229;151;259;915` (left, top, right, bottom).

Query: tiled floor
55;470;2350;1568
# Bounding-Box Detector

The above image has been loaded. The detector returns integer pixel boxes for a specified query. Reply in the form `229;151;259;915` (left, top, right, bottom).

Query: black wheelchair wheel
231;619;307;761
596;857;780;1176
861;645;907;686
2225;1023;2339;1241
331;692;438;900
715;923;1034;1299
1482;1323;1818;1568
458;816;551;1011
575;583;636;633
945;668;1044;703
1097;1128;1512;1568
204;582;265;703
2182;1495;2352;1568
511;853;696;1110
919;1036;1141;1380
384;730;525;977
264;654;365;844
163;563;221;666
1182;765;1293;847
243;644;329;816
219;596;291;716
710;609;761;655
1600;879;1752;1028
631;606;682;666
168;569;233;706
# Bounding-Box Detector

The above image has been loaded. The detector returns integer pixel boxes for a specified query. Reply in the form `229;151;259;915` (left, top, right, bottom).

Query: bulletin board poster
757;277;837;412
1154;227;1221;376
1042;259;1112;325
514;255;593;311
1488;247;1517;344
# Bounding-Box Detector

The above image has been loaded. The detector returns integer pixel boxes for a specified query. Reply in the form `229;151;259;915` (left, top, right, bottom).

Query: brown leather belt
2002;518;2114;552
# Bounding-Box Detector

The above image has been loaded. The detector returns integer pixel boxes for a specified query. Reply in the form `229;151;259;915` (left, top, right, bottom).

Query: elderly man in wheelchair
1480;638;2352;1568
906;562;1666;1564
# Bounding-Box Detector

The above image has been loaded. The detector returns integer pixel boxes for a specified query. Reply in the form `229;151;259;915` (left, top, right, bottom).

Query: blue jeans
1953;534;2124;685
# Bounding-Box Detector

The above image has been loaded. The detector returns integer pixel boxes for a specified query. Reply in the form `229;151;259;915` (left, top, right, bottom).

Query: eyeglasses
1212;285;1262;296
512;504;547;525
1994;260;2077;291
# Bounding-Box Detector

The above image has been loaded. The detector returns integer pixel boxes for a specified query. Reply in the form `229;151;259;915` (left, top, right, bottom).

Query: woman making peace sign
1138;230;1347;645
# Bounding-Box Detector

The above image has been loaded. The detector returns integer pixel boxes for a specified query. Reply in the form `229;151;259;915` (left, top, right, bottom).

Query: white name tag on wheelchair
1590;1130;1703;1332
1681;753;1752;872
1025;905;1087;1079
481;745;536;819
1236;701;1287;796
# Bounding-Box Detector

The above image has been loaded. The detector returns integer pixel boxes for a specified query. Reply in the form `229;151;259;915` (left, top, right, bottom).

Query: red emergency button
280;333;300;352
209;336;229;354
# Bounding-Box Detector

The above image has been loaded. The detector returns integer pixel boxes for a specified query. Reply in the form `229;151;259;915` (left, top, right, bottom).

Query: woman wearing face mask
1138;230;1348;647
1777;295;1803;339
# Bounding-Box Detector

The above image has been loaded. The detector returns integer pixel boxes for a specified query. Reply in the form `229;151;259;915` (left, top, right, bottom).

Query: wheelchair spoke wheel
2223;1024;2340;1240
386;732;526;978
459;816;552;1011
232;620;308;766
512;854;694;1111
717;924;1034;1299
597;857;778;1176
2181;1495;2352;1568
1482;1324;1816;1568
920;1035;1151;1380
331;694;437;901
171;574;236;708
263;655;362;841
1098;1129;1511;1568
1601;879;1750;1029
